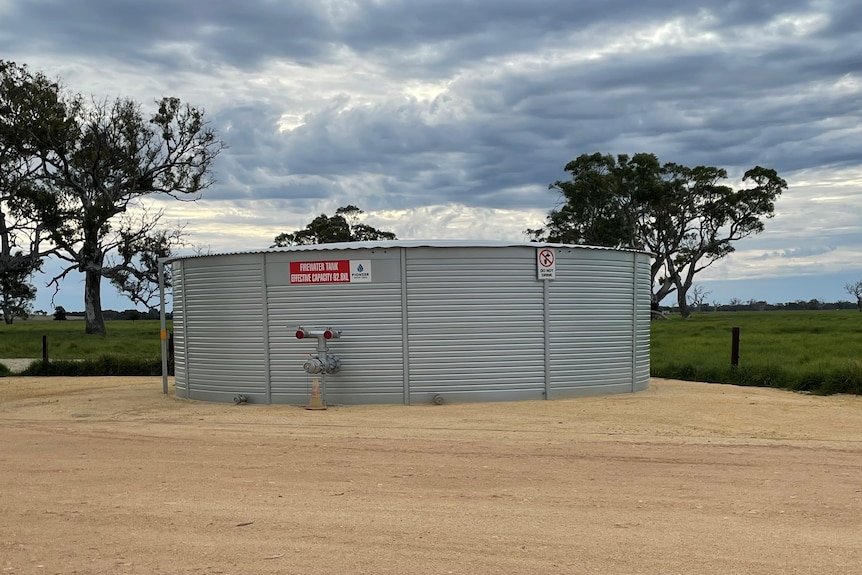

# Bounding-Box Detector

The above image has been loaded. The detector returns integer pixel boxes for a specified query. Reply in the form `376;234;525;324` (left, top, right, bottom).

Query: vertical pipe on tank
178;260;190;399
260;253;272;404
543;269;551;400
631;253;638;392
158;257;168;395
400;247;411;405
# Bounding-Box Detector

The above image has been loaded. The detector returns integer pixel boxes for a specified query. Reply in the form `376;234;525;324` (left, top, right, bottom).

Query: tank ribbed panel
267;282;404;404
171;262;186;395
405;247;545;402
548;250;640;393
177;258;266;399
634;253;651;390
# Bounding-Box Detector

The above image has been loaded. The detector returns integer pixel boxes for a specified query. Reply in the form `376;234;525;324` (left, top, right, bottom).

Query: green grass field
0;319;168;376
651;310;862;394
0;318;167;360
1;312;861;394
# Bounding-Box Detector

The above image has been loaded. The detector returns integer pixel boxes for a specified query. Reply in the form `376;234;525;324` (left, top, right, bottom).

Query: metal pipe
159;258;168;395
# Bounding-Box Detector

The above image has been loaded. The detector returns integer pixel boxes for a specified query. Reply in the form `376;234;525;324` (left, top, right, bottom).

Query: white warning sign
537;248;556;280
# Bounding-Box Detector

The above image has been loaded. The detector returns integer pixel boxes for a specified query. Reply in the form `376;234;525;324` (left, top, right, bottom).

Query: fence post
42;335;49;364
731;327;740;368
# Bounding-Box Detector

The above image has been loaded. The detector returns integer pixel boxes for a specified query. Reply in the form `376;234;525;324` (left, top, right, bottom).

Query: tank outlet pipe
303;356;325;374
295;327;343;374
302;355;341;375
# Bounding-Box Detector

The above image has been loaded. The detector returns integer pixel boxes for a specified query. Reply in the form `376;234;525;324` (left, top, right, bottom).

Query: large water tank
169;241;651;404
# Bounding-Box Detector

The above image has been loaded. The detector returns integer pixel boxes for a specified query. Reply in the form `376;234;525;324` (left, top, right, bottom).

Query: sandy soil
1;376;861;575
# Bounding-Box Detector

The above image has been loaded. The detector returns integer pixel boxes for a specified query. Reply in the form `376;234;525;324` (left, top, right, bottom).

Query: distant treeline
663;300;859;313
33;309;173;321
40;300;858;319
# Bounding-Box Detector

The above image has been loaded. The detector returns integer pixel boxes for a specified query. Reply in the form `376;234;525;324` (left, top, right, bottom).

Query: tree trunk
1;212;10;325
84;269;106;335
676;288;691;319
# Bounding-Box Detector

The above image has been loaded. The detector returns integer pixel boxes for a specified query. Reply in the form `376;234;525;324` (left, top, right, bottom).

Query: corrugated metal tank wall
172;255;268;403
547;248;650;397
633;254;652;389
265;248;406;405
405;247;545;403
171;261;187;396
171;244;651;404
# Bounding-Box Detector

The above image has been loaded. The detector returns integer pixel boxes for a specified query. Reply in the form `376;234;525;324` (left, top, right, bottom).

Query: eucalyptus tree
26;95;225;334
0;60;69;323
529;153;786;317
846;280;862;311
659;164;786;317
273;205;396;247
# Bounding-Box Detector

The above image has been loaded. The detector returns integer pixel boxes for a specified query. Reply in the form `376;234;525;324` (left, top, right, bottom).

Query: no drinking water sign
537;248;556;280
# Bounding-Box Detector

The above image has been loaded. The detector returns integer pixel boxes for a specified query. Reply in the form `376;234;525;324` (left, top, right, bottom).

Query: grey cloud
708;0;818;26
1;0;337;69
817;1;862;36
755;246;838;261
4;0;860;213
7;0;825;76
333;2;671;49
258;93;559;210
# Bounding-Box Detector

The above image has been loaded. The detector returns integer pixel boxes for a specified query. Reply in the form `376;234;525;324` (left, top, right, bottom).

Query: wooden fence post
731;327;740;368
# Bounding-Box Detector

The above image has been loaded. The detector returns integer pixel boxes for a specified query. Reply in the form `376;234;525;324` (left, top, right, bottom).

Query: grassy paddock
0;320;167;375
651;310;862;394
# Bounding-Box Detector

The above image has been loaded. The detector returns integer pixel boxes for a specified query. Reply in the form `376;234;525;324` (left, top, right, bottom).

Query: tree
53;305;66;321
123;309;142;322
0;266;36;322
21;94;224;334
526;153;642;248
687;284;711;313
272;205;396;247
0;61;67;324
529;153;786;317
660;165;786;317
846;281;862;312
107;212;184;311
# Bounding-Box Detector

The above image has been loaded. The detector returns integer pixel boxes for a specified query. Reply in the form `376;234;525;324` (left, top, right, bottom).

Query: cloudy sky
2;0;861;311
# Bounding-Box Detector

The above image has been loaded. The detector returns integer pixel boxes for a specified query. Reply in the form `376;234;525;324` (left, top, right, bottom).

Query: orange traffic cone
306;377;326;410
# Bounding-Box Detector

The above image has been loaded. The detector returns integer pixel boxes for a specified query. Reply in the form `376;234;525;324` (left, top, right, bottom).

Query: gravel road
1;376;860;574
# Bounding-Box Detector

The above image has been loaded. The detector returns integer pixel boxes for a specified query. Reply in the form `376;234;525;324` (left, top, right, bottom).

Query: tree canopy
528;152;787;317
1;59;225;334
272;205;396;247
0;61;66;323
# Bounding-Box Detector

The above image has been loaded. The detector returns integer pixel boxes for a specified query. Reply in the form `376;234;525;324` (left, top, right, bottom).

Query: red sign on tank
289;260;351;284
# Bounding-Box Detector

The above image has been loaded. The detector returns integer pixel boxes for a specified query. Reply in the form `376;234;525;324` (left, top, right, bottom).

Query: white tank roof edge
164;239;650;263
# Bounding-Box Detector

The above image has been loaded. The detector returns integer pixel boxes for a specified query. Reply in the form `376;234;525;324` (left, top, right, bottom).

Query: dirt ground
1;376;861;575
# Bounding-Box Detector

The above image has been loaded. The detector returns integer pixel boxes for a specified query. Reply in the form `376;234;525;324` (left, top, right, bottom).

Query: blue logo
357;264;364;273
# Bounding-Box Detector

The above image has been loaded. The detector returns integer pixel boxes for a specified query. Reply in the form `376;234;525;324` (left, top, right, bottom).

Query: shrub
18;355;163;377
651;361;861;396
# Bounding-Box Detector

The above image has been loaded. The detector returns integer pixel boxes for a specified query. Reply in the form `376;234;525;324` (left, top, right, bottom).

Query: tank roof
165;239;649;262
